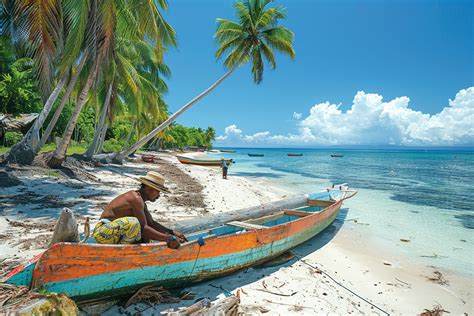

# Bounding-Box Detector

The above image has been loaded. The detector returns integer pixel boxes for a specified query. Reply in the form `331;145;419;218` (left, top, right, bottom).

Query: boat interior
83;191;340;245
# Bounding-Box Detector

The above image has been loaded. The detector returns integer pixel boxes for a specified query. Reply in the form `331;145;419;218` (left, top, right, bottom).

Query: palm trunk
123;120;137;149
84;80;113;158
114;67;237;161
6;74;67;164
97;121;108;154
47;62;98;168
39;52;88;148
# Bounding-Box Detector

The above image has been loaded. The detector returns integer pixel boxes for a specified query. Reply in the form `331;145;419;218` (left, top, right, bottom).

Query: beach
0;151;472;315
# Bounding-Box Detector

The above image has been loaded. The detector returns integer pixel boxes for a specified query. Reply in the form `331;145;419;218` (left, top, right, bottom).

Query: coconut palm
113;0;294;161
47;0;176;167
5;0;89;164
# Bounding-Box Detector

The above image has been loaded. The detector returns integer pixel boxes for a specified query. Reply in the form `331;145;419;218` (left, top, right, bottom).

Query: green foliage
75;107;96;143
161;124;216;150
3;131;22;146
0;58;42;114
215;0;295;84
103;138;123;153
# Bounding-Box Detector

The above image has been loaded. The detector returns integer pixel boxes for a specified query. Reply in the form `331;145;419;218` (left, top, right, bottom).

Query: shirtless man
92;171;187;249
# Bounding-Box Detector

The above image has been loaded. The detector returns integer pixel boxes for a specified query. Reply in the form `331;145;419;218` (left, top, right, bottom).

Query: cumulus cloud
214;87;474;147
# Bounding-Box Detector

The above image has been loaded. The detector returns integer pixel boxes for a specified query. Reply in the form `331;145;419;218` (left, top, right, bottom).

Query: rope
293;252;390;315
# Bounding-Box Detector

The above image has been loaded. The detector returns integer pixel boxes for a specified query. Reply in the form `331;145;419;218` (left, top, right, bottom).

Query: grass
0;143;87;156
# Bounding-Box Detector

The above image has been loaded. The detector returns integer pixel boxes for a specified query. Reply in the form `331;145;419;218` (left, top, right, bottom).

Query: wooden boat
331;154;344;157
4;187;356;302
287;153;303;156
176;155;233;166
248;154;264;157
219;149;236;153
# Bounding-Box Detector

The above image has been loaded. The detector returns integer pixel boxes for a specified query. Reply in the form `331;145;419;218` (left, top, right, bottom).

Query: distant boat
248;154;264;157
331;154;344;157
177;155;233;166
208;150;220;154
220;149;236;153
287;153;303;157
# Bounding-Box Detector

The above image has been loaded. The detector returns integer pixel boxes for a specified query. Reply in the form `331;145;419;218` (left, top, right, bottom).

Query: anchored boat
4;186;356;302
176;155;233;166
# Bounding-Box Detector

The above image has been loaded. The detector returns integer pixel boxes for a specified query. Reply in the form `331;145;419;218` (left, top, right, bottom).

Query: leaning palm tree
112;0;294;161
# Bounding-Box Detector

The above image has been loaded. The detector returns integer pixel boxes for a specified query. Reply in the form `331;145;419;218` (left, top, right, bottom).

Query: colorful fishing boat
176;155;233;166
248;154;264;157
287;153;303;156
4;187;356;302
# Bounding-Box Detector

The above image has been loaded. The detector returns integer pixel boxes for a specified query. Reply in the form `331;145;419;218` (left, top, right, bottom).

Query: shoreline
0;152;472;314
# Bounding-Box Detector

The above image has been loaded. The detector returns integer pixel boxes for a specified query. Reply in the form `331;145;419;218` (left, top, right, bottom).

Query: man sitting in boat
92;171;187;248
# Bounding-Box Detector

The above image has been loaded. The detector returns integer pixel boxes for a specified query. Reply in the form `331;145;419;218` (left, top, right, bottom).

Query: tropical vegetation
0;0;294;167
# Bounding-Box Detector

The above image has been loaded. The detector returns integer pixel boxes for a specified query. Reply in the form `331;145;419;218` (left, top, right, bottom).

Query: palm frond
260;41;276;69
15;0;62;95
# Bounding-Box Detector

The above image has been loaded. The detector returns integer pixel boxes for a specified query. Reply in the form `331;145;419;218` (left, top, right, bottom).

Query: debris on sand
427;271;449;285
420;304;450;316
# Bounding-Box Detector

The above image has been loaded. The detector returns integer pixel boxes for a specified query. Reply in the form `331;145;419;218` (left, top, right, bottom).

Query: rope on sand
293;252;390;316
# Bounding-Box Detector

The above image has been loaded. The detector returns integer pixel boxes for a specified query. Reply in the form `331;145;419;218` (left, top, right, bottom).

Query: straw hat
138;171;170;193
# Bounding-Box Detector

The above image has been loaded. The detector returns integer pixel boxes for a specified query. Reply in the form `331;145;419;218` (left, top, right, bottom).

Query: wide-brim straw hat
138;171;170;193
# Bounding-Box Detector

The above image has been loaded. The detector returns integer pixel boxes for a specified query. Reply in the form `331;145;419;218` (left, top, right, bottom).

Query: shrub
103;138;123;153
4;131;23;146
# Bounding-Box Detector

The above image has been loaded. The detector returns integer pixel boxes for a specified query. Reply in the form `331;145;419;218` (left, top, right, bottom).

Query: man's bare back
94;178;187;248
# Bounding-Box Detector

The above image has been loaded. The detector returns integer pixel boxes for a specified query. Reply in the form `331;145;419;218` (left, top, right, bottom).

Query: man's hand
173;230;188;243
166;235;180;249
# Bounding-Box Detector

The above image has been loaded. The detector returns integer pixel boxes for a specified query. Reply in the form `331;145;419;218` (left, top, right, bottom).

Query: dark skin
100;185;188;248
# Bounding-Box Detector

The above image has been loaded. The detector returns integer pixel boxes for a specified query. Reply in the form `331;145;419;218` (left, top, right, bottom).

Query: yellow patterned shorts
92;217;142;244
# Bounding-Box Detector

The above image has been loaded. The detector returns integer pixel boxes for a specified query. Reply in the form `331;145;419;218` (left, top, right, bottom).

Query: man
92;171;187;249
221;158;228;179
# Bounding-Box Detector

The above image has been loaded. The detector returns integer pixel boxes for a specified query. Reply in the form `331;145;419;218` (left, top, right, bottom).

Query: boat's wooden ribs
226;221;269;230
283;209;311;217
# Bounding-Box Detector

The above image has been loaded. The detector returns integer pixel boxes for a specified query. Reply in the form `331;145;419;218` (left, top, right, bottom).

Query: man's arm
144;206;188;242
129;194;174;243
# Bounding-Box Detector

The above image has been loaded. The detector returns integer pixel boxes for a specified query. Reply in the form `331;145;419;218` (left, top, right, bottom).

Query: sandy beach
0;152;472;315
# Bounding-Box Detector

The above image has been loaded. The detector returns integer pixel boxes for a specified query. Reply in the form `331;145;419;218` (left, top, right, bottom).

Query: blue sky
162;0;473;147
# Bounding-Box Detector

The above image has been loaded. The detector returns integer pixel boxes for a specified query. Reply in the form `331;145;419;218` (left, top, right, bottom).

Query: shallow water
213;148;474;276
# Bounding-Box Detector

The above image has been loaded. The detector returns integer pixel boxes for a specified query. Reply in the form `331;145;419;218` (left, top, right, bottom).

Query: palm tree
47;0;176;167
5;0;89;164
112;0;294;161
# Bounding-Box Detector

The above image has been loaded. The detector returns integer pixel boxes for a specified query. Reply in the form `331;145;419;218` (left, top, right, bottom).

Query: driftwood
49;208;79;246
171;194;308;234
166;296;239;316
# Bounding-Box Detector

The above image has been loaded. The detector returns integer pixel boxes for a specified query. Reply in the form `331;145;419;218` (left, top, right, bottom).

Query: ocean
213;148;474;277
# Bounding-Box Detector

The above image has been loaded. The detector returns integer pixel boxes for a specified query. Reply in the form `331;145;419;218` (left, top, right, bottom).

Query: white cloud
214;87;474;147
293;112;302;120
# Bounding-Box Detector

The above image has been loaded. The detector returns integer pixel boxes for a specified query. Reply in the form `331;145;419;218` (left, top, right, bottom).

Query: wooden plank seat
226;221;269;230
283;209;311;217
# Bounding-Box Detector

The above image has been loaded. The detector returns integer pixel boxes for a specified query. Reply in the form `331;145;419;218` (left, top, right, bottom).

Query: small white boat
208;150;221;154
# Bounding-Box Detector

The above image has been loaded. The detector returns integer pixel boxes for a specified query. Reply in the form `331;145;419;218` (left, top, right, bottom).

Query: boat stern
2;253;42;287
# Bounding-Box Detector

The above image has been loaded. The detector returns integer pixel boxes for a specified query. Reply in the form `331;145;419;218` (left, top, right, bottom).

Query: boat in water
287;153;303;156
177;155;233;166
248;154;264;157
208;150;221;154
330;154;344;158
219;149;236;153
3;187;356;302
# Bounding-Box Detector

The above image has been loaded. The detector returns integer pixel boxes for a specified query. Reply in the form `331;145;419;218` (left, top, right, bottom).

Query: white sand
1;152;472;314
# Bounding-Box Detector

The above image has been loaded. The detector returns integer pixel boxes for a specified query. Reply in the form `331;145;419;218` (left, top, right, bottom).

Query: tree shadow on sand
0;177;117;219
104;207;350;315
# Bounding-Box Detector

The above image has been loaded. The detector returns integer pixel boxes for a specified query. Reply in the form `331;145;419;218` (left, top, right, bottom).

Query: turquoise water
214;148;474;276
